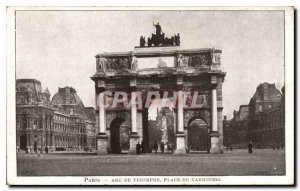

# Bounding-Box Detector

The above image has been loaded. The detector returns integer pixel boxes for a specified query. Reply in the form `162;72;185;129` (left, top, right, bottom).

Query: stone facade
223;83;285;149
16;79;97;153
91;46;226;154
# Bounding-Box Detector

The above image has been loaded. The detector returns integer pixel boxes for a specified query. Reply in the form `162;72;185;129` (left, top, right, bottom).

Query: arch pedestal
97;133;108;155
210;131;221;154
128;133;140;154
174;133;186;154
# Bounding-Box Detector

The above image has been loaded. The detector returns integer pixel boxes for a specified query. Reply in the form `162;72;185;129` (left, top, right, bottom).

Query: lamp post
207;128;210;154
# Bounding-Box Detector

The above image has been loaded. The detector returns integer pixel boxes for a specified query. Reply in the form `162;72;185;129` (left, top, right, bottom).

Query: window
33;119;37;129
258;105;263;112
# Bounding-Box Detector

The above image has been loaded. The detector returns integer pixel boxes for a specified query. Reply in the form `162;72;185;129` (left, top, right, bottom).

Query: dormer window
258;105;263;112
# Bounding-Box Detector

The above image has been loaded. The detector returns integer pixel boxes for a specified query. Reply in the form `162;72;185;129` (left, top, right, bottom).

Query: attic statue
139;22;181;47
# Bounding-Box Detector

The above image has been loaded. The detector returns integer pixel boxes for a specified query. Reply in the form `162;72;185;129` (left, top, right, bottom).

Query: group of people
227;142;253;154
135;141;167;154
136;141;147;155
153;141;167;154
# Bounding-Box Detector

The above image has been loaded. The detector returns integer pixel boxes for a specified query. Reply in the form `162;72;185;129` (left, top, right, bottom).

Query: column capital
97;79;106;89
210;84;218;89
175;75;185;91
130;132;139;137
130;77;137;87
176;75;184;84
210;75;218;89
210;131;220;137
211;75;218;83
97;133;107;138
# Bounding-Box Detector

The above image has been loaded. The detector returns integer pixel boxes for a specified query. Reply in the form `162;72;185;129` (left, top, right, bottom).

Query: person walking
153;141;158;154
160;142;165;154
136;141;141;155
141;141;146;155
248;141;253;154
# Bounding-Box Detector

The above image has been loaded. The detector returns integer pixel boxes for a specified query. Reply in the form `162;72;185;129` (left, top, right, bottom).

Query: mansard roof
51;87;83;106
250;82;282;103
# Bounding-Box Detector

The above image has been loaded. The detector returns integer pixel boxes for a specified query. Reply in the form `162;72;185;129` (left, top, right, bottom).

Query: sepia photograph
6;6;294;185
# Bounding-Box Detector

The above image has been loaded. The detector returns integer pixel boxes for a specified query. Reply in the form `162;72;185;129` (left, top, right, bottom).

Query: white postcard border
6;6;294;185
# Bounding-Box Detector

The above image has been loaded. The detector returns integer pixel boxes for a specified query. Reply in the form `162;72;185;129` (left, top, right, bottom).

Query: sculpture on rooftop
139;22;180;47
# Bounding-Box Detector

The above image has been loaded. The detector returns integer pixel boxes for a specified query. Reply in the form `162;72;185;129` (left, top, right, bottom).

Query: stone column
97;90;108;154
210;78;221;154
131;91;137;133
129;91;139;154
129;79;139;154
99;92;106;133
174;86;186;154
211;89;217;132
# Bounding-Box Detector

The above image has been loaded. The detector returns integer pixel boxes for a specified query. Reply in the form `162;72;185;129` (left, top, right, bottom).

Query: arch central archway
147;98;176;152
187;118;210;153
110;117;129;154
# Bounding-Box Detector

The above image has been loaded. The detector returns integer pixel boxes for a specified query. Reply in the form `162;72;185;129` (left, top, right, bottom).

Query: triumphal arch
91;25;226;154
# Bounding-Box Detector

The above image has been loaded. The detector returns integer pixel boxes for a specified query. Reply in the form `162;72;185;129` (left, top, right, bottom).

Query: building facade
223;83;285;149
16;79;97;153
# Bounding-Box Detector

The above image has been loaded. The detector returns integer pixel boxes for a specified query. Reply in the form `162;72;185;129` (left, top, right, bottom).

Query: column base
97;134;108;155
174;133;186;154
210;131;221;154
128;133;140;155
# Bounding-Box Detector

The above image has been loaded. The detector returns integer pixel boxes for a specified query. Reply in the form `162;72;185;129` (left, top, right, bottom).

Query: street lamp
207;127;210;154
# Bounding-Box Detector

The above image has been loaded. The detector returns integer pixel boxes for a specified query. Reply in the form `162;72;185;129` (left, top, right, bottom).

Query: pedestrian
153;141;158;154
248;141;253;154
136;141;141;155
160;142;165;154
141;141;146;155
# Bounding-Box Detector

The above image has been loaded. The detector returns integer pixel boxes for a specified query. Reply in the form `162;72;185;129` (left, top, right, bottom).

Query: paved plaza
17;149;285;176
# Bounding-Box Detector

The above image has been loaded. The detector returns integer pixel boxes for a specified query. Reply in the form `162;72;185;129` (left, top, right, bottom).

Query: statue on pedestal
177;54;189;67
153;22;162;35
175;33;180;46
140;36;146;47
131;57;138;70
141;22;181;47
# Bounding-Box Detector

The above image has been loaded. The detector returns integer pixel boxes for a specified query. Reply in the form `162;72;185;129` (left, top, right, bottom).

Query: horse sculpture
143;23;180;47
147;33;165;47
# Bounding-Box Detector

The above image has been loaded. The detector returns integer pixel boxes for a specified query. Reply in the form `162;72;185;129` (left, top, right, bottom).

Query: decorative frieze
97;57;132;72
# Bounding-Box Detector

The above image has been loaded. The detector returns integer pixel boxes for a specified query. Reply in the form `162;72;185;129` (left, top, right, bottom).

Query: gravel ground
17;149;285;176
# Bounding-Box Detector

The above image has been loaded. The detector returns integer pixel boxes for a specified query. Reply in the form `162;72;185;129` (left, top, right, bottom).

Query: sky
16;10;284;119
